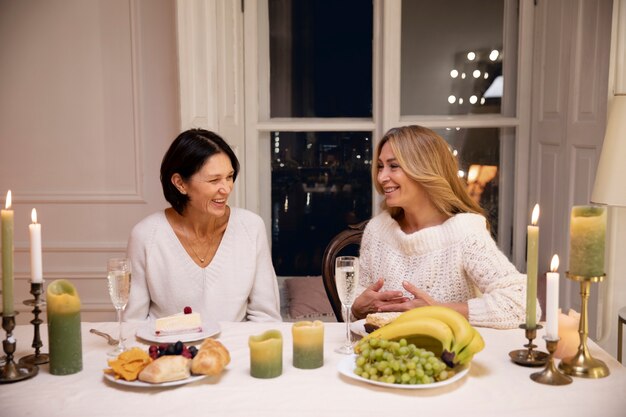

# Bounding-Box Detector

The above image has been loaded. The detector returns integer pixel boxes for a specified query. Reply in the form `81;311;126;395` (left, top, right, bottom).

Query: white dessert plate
104;373;208;388
350;319;368;337
136;321;221;343
337;355;470;390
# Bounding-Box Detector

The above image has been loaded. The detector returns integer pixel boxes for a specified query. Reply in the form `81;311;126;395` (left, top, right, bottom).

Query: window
245;0;532;275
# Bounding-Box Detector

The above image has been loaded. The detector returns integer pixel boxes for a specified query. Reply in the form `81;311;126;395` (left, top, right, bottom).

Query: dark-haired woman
125;129;281;322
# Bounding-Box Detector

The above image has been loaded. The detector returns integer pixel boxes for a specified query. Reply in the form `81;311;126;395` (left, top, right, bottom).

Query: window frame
243;0;534;270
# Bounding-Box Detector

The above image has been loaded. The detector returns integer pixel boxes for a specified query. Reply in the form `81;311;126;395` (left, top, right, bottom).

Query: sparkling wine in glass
335;256;358;354
107;258;131;357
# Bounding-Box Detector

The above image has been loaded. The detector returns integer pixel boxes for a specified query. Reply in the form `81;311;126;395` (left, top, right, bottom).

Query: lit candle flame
531;203;540;226
550;254;559;272
31;208;38;223
5;190;11;209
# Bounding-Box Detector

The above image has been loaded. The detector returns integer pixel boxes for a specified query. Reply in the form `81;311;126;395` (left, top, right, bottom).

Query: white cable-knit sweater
358;211;539;329
125;208;282;323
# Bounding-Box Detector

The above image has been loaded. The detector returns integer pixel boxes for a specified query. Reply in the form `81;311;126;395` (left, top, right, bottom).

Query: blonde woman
351;125;536;329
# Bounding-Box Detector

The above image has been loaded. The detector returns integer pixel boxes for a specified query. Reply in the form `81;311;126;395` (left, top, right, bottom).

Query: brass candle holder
0;313;39;383
558;272;609;378
530;337;573;385
509;323;549;366
19;282;49;366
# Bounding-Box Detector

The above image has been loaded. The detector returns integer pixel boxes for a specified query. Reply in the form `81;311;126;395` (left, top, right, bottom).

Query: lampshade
591;94;626;207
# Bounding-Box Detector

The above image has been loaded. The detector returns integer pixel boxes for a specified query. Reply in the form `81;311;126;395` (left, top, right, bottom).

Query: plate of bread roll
104;339;230;388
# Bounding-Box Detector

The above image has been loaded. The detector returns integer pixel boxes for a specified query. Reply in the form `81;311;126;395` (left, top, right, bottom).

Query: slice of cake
364;312;402;333
155;307;202;336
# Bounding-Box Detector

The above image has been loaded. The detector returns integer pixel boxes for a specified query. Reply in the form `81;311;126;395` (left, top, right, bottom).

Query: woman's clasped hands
351;279;437;320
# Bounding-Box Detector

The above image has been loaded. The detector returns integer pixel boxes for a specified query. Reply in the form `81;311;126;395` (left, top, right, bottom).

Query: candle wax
249;330;282;378
545;272;559;340
1;207;14;315
29;218;43;283
525;225;538;328
568;206;606;277
292;320;324;369
47;279;83;375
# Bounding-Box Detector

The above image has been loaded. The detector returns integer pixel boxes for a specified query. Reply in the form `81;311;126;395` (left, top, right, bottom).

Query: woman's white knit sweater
125;207;282;323
358;211;539;329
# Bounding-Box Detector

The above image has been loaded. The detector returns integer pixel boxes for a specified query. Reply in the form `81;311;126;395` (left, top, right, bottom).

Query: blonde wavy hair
373;125;485;219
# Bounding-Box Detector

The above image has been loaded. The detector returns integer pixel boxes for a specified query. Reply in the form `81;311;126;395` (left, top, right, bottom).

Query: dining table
1;320;625;417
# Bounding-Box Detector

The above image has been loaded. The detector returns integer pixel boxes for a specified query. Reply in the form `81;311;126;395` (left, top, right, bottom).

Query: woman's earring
179;188;187;195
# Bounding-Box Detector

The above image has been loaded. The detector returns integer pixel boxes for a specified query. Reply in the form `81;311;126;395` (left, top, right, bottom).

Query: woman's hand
376;281;469;319
374;281;436;313
351;278;408;319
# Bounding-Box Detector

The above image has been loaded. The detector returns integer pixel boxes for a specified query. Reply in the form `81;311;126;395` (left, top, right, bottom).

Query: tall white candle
545;254;560;340
29;208;43;283
1;190;14;315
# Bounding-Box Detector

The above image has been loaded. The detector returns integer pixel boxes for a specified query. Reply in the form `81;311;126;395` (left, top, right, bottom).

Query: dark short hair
160;129;240;214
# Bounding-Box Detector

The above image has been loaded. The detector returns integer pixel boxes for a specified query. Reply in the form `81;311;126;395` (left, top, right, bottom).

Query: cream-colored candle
545;255;560;340
249;330;282;378
525;204;539;329
1;190;14;315
292;320;324;369
568;206;606;277
29;208;43;283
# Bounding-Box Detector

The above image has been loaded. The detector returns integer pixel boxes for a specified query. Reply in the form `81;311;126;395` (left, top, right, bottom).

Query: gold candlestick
530;337;573;385
509;324;549;366
19;282;49;365
559;272;609;378
0;313;39;383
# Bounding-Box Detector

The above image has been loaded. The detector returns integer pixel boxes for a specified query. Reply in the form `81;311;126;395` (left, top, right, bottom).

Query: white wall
0;0;180;323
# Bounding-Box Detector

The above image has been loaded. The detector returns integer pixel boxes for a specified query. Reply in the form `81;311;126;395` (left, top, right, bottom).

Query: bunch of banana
356;306;484;367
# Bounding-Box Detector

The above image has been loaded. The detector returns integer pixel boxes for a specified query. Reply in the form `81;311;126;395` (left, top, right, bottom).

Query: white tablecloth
2;321;625;417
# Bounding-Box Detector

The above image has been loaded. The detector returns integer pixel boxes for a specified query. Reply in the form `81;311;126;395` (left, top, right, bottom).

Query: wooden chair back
321;220;368;322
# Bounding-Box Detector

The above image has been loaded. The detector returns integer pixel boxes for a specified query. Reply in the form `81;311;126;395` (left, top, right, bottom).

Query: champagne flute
335;256;359;354
106;258;131;357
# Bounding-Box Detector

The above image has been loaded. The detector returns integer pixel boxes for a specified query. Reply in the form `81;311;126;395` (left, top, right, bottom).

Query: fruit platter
341;306;484;388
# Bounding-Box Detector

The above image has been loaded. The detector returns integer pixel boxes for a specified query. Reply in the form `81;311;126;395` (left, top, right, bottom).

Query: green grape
352;336;451;386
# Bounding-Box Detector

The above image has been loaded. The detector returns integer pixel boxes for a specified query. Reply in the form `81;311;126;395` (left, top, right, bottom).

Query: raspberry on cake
155;307;202;336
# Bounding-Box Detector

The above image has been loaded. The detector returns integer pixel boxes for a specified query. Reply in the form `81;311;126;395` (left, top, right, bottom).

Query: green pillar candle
249;330;282;378
47;279;83;375
292;320;324;369
568;206;606;277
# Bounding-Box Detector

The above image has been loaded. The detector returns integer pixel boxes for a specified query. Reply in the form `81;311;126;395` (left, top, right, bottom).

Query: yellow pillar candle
292;320;324;369
525;204;539;329
1;190;14;315
568;205;606;277
249;330;282;378
47;279;83;375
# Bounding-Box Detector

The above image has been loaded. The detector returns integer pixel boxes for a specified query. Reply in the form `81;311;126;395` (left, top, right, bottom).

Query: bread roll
138;355;191;383
191;338;231;376
199;339;231;366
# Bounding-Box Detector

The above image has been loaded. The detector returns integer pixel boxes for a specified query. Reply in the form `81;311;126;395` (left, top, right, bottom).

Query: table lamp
591;94;626;208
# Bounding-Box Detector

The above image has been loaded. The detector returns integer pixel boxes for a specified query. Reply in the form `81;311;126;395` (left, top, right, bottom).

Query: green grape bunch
353;337;455;385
